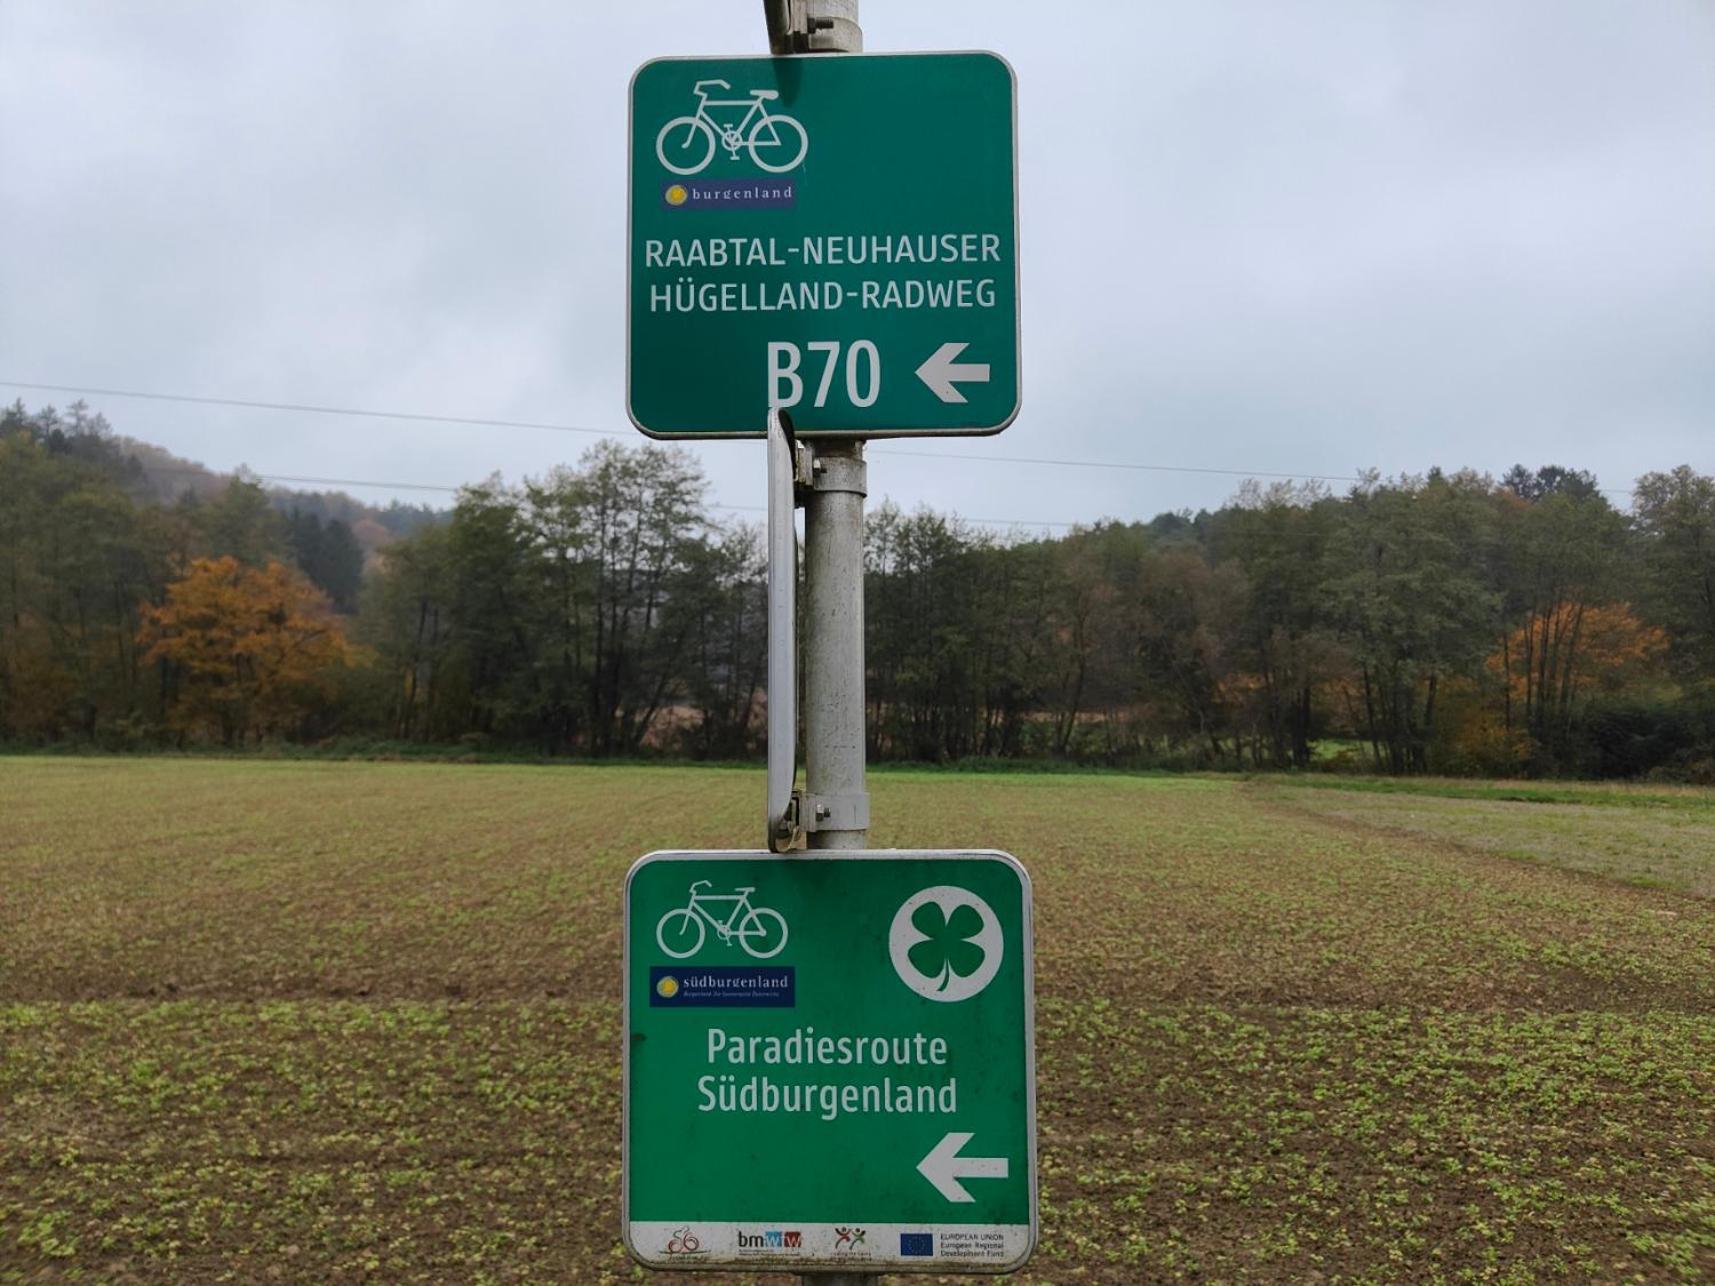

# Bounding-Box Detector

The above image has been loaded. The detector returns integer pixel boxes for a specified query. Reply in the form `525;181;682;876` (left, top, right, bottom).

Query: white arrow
915;342;991;404
917;1131;1009;1203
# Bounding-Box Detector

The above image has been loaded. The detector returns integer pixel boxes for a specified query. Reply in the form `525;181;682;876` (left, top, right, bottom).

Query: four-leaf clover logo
890;886;1004;1003
908;901;988;994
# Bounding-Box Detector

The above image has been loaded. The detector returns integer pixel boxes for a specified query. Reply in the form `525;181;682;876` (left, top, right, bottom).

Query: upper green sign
627;53;1020;438
623;849;1037;1273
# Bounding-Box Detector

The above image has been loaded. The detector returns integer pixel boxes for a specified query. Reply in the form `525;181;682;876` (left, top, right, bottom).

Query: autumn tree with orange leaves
139;557;352;744
1490;601;1668;746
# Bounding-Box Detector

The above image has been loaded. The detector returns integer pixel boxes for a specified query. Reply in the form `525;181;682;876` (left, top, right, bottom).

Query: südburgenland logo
662;178;796;210
648;964;794;1008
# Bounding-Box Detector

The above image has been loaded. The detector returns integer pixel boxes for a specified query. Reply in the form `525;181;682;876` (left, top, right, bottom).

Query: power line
146;465;461;494
135;463;1081;529
0;379;625;438
0;377;1385;488
877;448;1633;501
876;446;1356;484
6;377;1632;501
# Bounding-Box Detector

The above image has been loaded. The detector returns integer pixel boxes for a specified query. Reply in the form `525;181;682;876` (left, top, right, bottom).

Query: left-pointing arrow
915;342;991;404
917;1130;1009;1203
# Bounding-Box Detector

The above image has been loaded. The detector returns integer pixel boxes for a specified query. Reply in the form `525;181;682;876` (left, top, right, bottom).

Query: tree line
3;399;1713;779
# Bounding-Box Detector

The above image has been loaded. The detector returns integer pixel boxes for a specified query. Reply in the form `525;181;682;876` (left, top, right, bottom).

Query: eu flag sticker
900;1232;934;1256
649;966;795;1008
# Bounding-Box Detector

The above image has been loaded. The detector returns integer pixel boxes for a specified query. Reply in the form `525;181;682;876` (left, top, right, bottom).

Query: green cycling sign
627;52;1020;438
622;849;1037;1272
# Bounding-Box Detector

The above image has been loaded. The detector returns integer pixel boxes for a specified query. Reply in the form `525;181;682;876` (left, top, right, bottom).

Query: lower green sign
623;849;1037;1272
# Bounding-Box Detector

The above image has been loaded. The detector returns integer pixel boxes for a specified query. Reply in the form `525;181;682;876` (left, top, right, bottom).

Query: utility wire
0;378;1377;488
136;463;1081;529
145;466;462;494
0;379;626;438
5;377;1631;500
877;446;1355;484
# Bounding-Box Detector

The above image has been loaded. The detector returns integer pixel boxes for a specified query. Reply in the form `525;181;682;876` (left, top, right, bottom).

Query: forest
3;399;1713;779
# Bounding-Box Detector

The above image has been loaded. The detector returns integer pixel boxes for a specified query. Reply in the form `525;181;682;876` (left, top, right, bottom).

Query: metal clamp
763;0;859;54
806;446;867;497
795;790;870;833
770;795;804;853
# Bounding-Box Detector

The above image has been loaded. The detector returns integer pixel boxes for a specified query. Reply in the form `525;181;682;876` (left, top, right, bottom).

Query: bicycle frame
695;93;767;128
690;92;781;154
682;886;754;939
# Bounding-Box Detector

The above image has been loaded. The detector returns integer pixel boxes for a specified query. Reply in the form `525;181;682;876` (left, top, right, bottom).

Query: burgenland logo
737;1229;802;1250
660;178;795;211
654;78;802;210
654;973;680;999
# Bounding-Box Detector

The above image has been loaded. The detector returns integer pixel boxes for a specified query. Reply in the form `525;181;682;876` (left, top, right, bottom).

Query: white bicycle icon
656;880;789;959
655;80;808;176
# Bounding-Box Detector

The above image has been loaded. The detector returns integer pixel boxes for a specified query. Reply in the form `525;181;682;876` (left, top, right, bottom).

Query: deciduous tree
139;557;352;744
1633;465;1715;672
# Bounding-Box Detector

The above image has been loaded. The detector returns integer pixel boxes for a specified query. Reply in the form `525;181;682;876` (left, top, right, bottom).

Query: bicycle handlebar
693;79;730;93
690;879;711;890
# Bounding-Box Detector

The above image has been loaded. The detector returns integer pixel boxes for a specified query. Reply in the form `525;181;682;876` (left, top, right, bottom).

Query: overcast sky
3;1;1711;529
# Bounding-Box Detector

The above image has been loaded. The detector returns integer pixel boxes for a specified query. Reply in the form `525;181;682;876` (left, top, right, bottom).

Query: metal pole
789;5;865;845
798;442;874;1286
793;20;870;1286
802;442;868;855
767;4;872;1280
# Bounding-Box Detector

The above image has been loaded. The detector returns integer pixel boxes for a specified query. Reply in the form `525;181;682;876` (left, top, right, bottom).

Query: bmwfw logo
737;1229;802;1250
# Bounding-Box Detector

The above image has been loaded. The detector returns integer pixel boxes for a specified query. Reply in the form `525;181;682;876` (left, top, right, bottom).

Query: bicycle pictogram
664;1226;701;1255
655;880;789;959
655;80;808;176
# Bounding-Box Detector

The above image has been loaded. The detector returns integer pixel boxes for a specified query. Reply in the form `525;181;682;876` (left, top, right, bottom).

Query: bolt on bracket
794;790;870;833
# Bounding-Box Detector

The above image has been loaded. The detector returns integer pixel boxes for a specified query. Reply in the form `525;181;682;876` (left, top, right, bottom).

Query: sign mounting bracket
766;408;806;852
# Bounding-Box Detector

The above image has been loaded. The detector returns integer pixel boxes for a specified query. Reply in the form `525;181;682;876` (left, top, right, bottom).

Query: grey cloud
2;0;1709;528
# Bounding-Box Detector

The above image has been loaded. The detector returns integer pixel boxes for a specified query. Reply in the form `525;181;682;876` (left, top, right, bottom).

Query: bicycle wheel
656;907;705;958
746;114;807;174
736;907;788;959
656;116;716;175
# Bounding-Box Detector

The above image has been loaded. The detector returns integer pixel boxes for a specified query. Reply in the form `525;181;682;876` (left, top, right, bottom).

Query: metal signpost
627;51;1018;438
624;3;1032;1279
623;849;1036;1273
